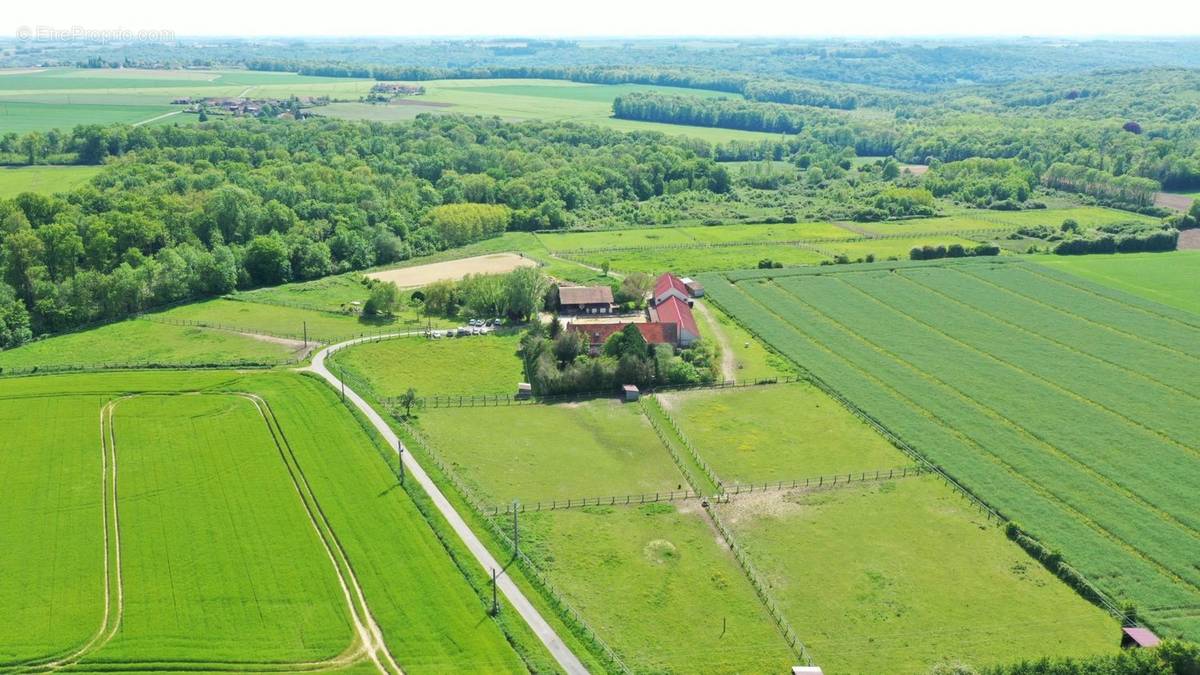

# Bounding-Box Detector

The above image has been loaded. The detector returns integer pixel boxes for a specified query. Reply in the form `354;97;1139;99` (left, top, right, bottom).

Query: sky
5;0;1200;39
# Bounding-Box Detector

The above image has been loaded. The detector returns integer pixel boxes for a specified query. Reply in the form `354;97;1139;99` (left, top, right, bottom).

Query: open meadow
1039;250;1200;315
332;332;526;400
0;370;533;672
700;257;1200;640
0;165;104;197
718;478;1118;673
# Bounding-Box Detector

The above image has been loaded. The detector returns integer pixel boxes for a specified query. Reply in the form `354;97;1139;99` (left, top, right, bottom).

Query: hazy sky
6;0;1199;38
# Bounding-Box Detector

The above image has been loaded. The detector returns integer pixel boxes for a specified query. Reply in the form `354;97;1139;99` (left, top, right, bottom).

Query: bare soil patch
902;164;930;176
1178;228;1200;250
1154;192;1195;212
367;253;537;288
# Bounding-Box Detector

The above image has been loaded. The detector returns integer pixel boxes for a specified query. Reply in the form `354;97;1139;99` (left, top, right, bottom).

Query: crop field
700;258;1200;639
0;68;374;131
0;318;298;371
719;478;1118;673
415;399;686;503
974;206;1161;229
855;214;1019;235
0;370;529;671
0;165;104;197
314;78;781;143
659;384;906;485
1039;251;1200;315
332;332;526;399
512;503;797;672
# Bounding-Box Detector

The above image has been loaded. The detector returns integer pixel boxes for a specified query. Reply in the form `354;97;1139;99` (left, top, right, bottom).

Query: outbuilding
558;285;615;315
622;385;640;402
1121;627;1161;649
516;382;532;400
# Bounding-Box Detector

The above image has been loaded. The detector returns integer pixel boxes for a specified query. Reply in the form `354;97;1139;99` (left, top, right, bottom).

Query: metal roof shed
1121;627;1161;648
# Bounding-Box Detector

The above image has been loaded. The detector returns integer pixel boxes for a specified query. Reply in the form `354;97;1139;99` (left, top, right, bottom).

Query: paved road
302;333;589;675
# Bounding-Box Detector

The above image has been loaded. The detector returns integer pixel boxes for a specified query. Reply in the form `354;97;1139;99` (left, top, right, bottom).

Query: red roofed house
653;273;692;306
567;322;679;355
650;296;700;347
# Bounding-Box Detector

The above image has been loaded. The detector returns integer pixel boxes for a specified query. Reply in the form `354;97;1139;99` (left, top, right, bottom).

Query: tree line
0;115;732;345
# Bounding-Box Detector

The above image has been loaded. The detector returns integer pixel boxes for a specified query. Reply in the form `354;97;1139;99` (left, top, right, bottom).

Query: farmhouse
653;272;692;305
558;285;615;315
650;296;700;347
567;321;679;355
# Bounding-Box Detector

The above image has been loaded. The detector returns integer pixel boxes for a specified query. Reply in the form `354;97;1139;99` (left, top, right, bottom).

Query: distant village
365;83;426;103
171;96;329;119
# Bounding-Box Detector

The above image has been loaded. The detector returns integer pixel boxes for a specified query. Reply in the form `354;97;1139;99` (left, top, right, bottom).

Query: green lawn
331;331;526;399
0;318;296;371
512;503;797;672
660;384;905;485
0;165;104;197
1038;250;1200;315
720;478;1118;673
416;399;687;503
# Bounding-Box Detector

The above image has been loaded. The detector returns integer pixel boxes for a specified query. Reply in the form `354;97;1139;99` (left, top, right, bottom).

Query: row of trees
613;93;843;135
1042;162;1161;209
0;116;733;343
420;267;550;322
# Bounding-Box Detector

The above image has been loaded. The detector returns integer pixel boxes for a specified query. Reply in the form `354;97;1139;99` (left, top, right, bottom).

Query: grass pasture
701;258;1200;640
0;318;298;371
331;332;526;399
568;244;829;275
660;384;906;485
415;399;686;503
0;370;531;671
0;165;104;197
720;478;1118;673
816;235;986;260
509;503;797;672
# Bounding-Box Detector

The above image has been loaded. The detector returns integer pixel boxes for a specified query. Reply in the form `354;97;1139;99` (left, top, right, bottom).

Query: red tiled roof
653;296;699;339
654;273;688;300
559;285;614;306
567;322;678;347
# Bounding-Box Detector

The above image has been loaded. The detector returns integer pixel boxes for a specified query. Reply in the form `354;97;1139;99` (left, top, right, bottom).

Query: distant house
567;321;679;354
649;296;700;347
558;285;615;315
653;273;692;306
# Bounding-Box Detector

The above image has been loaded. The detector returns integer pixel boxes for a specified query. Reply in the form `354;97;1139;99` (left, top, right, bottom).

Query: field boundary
0;358;294;378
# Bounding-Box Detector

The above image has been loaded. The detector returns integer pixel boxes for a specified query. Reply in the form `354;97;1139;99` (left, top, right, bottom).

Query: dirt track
1154;192;1195;211
692;301;737;381
367;253;537;288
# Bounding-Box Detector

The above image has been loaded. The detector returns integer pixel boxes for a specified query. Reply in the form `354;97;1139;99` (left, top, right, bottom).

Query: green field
509;503;797;672
416;399;686;503
721;478;1118;673
535;221;856;252
1039;251;1200;315
692;300;796;382
570;244;829;275
154;297;445;342
0;370;531;671
0;165;104;197
315;78;783;144
971;206;1161;229
660;384;906;485
332;332;526;399
0;318;297;371
818;235;987;260
701;258;1200;640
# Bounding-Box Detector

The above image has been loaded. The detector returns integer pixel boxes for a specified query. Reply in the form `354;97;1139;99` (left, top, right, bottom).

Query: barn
649;296;700;347
558;285;615;315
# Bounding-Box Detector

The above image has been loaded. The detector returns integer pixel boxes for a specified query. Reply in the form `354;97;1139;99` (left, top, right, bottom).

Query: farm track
4;392;391;674
724;278;1200;600
304;336;589;675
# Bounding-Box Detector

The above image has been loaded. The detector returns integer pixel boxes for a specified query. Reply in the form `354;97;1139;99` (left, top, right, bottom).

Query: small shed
1121;627;1161;649
622;385;640;402
681;277;705;297
516;383;532;400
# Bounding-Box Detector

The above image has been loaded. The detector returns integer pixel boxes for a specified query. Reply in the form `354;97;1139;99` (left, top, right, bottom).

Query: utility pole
512;500;520;555
491;568;499;615
397;441;405;485
340;367;346;403
303;321;308;348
